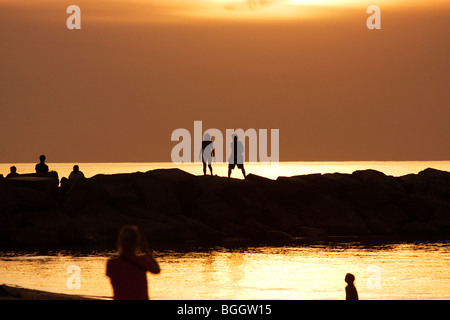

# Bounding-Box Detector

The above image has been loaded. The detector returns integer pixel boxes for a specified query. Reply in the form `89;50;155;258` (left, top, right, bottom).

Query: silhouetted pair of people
106;225;160;300
3;155;49;178
200;134;246;178
4;155;49;179
35;155;85;181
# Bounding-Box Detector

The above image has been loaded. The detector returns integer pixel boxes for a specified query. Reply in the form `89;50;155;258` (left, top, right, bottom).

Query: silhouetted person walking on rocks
345;273;359;300
106;225;160;300
200;133;215;176
35;155;49;174
228;134;246;178
6;166;19;178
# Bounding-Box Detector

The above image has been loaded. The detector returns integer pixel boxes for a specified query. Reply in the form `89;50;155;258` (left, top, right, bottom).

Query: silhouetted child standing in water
345;273;359;300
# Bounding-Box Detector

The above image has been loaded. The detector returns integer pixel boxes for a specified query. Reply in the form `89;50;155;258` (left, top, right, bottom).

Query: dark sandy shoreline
0;284;104;300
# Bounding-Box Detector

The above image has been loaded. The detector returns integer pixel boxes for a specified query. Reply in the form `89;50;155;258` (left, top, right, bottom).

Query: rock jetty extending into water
0;168;449;247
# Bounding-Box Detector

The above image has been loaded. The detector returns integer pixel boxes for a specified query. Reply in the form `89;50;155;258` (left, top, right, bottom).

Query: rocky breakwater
0;168;449;247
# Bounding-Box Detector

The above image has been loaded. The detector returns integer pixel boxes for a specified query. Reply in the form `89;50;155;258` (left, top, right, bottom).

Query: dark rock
352;169;389;184
345;170;406;209
295;226;328;237
0;284;21;298
130;217;201;244
1;167;450;247
263;230;294;241
400;194;442;222
362;204;408;235
403;168;450;199
0;226;60;246
245;173;274;183
429;205;450;234
308;195;370;236
399;221;437;236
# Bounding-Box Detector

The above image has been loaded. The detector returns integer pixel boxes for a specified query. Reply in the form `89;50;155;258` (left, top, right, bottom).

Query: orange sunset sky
0;0;449;163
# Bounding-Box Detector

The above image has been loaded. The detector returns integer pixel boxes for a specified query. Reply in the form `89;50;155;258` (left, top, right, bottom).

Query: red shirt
106;255;159;300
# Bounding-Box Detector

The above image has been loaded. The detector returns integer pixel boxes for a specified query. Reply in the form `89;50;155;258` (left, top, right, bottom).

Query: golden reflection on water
0;242;449;300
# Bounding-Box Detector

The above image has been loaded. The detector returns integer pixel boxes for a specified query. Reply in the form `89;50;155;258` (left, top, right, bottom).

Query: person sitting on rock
6;166;19;178
345;273;359;300
35;155;49;174
69;165;85;182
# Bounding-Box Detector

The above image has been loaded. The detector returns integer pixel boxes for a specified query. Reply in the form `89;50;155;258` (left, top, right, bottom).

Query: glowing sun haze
0;0;449;163
75;0;450;22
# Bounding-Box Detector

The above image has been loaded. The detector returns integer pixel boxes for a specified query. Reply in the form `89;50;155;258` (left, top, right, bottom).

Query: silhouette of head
345;273;355;284
73;165;79;172
117;225;141;256
10;166;17;173
39;155;46;163
204;133;211;141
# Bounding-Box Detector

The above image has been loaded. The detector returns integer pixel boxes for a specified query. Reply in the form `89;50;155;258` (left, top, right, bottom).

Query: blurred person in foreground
106;225;160;300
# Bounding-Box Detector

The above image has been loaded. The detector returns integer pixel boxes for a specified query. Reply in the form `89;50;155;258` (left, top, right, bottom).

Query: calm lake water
0;240;449;300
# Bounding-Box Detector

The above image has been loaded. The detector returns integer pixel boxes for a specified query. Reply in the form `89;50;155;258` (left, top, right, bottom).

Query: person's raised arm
140;234;161;274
